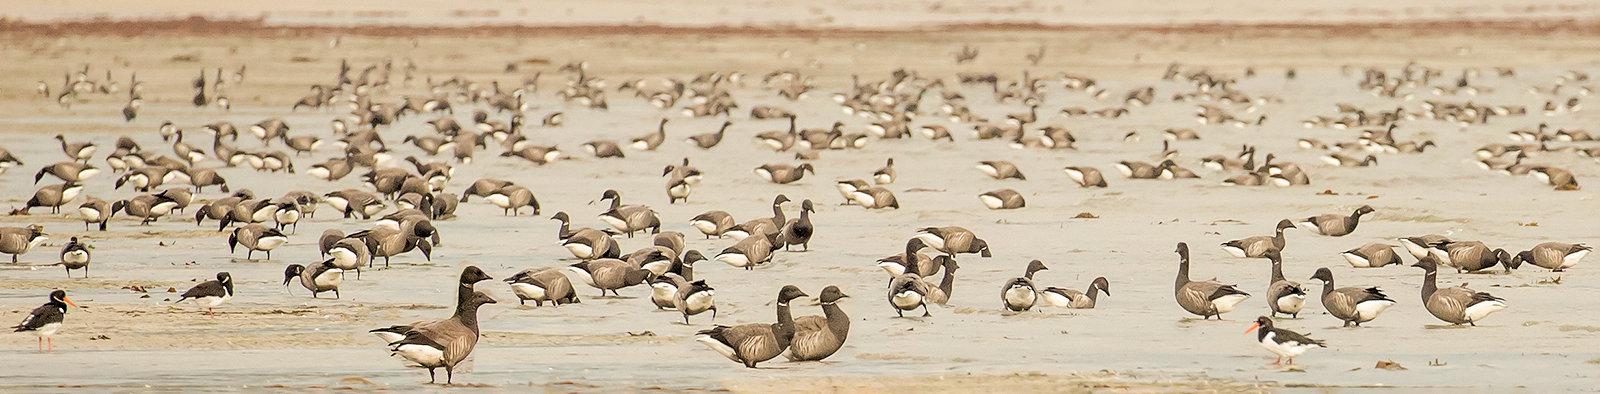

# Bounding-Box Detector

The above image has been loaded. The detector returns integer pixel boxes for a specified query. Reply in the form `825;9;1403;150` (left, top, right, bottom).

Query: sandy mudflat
0;9;1599;392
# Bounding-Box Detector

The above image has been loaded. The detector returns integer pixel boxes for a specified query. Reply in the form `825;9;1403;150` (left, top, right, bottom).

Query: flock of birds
4;53;1596;384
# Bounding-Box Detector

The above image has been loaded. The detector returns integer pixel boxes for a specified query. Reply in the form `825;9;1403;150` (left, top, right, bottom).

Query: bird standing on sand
58;237;91;278
1308;267;1395;327
0;224;48;263
1413;258;1507;326
1174;243;1251;319
695;285;807;368
386;290;497;384
786;285;851;361
284;260;344;299
1246;316;1325;366
177;272;234;315
14;290;78;352
1295;205;1374;236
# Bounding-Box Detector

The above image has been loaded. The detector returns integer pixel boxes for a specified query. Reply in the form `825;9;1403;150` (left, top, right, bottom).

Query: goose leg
334;289;340;299
427;368;436;384
446;367;454;385
921;304;932;317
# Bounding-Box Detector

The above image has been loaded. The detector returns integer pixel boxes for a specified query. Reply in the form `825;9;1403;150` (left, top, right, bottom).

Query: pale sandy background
0;3;1598;392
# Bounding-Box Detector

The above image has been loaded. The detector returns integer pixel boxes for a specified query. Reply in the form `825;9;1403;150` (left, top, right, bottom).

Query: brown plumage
383;290;497;384
687;121;731;149
484;185;538;216
975;160;1025;180
1513;242;1590;271
77;198;123;231
1116;160;1160;179
1295;205;1374;236
978;189;1026;210
848;186;899;209
695;285;807;368
15;182;83;215
689;210;736;239
1173;242;1251;319
785;286;851;361
778;200;815;251
912;226;991;257
1;225;48;262
581;140;625;158
1040;277;1110;309
1429;241;1514;273
553;212;621;260
754;163;814;184
1413;258;1507;326
1062;166;1108;187
505;268;579;306
1309;268;1395;327
1263;250;1307;318
459;178;513;202
1220;219;1293;258
597;189;660;237
567;259;653;296
1341;243;1403;268
877;238;939;278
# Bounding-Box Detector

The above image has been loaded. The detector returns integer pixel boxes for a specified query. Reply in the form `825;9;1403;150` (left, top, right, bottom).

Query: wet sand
1;16;1599;391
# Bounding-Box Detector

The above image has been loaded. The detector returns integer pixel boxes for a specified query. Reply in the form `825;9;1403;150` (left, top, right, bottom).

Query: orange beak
1245;322;1260;334
63;296;79;308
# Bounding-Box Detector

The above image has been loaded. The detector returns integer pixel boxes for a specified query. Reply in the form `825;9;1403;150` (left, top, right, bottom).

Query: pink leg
47;337;53;352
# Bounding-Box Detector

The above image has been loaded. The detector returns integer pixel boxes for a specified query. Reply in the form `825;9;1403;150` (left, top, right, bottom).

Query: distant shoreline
2;16;1597;37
